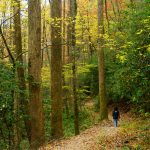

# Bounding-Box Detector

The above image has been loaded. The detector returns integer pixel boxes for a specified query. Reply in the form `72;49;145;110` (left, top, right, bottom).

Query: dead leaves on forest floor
40;120;120;150
40;106;150;150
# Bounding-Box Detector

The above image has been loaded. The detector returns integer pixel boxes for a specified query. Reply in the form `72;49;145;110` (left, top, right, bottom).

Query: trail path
40;105;132;150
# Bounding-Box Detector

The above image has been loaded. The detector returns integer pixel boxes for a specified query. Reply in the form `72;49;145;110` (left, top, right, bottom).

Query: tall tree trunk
50;0;63;139
70;0;79;135
42;0;47;68
62;0;71;118
62;0;66;63
13;0;31;145
115;0;120;17
110;0;117;18
97;0;108;120
66;0;71;64
28;0;45;149
104;0;109;30
86;10;93;59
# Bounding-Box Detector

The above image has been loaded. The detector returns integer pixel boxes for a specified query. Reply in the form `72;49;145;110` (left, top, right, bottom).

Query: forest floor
40;102;150;150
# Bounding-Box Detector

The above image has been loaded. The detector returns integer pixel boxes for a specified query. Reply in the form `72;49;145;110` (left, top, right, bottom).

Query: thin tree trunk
115;0;120;17
42;0;47;68
28;0;45;148
66;0;71;63
70;0;79;135
62;0;66;63
50;0;63;139
110;0;117;18
97;0;108;120
72;62;79;135
86;10;93;59
105;0;109;30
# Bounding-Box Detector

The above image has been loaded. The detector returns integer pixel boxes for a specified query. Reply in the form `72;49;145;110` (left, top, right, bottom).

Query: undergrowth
96;115;150;149
63;106;99;137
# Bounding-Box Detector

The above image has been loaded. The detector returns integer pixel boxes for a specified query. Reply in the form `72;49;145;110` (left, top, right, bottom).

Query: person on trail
112;107;120;127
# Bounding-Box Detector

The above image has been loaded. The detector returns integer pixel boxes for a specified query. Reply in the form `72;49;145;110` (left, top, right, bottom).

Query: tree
62;0;70;118
105;0;150;112
28;0;45;148
97;0;108;120
50;0;63;139
13;0;31;147
70;0;79;135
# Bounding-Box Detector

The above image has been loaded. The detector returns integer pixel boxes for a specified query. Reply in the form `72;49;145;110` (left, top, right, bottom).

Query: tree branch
0;25;15;66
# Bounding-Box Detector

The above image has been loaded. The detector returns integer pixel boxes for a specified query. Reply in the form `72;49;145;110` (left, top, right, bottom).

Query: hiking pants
113;119;118;127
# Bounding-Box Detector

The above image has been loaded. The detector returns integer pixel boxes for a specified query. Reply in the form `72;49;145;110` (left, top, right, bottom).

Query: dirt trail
40;107;130;150
40;124;121;150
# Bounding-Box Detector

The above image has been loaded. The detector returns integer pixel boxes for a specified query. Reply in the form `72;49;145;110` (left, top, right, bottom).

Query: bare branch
15;51;28;61
0;55;9;59
0;25;15;66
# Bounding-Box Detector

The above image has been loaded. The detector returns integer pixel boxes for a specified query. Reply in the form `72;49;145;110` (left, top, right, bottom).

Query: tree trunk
104;0;109;30
66;0;71;64
115;0;120;17
97;0;108;120
62;0;66;63
28;0;45;148
50;0;63;139
70;0;79;135
13;0;31;145
110;0;116;18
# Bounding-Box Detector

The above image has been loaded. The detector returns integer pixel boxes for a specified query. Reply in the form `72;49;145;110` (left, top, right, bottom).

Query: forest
0;0;150;149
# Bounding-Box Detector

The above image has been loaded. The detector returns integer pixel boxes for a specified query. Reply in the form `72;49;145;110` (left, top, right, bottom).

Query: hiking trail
40;103;140;150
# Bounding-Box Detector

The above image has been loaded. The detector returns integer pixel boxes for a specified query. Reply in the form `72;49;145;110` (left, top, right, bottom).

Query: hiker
112;107;120;127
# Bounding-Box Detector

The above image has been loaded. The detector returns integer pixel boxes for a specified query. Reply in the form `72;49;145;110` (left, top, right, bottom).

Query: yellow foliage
42;67;50;88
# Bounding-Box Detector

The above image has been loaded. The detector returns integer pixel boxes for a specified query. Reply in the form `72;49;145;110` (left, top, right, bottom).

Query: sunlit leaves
136;29;143;35
105;1;150;111
42;67;50;88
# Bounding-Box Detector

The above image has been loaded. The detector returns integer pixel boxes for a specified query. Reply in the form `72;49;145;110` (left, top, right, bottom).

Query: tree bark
104;0;109;30
97;0;108;120
50;0;63;139
70;0;79;135
13;0;31;145
28;0;45;148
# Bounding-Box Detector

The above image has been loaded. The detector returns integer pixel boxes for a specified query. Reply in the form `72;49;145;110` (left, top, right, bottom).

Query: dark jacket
112;110;120;119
